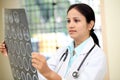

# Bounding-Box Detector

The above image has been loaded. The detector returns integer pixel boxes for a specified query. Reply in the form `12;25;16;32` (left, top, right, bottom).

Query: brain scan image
8;12;14;24
4;9;38;80
13;11;20;24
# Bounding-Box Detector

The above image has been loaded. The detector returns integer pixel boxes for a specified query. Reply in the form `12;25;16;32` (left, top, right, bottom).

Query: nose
67;21;75;28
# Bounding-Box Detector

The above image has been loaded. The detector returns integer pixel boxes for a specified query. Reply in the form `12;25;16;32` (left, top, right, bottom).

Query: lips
69;30;76;32
69;30;76;33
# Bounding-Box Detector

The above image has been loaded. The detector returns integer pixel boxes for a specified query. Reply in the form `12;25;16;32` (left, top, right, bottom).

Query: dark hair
67;3;100;47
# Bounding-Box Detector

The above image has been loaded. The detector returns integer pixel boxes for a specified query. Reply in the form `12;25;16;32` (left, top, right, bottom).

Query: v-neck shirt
67;37;91;71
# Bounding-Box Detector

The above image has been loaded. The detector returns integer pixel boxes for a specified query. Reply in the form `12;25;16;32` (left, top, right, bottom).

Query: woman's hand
0;41;7;56
32;52;61;80
32;52;50;75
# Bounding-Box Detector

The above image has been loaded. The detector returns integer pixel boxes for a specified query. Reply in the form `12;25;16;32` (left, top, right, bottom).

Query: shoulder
48;46;67;61
55;46;68;56
89;45;106;64
94;45;106;56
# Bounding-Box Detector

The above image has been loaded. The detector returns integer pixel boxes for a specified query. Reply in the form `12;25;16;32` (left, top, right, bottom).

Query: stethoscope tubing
59;44;96;78
77;44;96;71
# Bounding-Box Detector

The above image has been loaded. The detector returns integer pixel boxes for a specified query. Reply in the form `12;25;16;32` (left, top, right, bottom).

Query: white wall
0;0;20;80
101;0;120;80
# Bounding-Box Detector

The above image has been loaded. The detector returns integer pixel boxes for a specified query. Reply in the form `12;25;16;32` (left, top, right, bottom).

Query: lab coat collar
74;37;91;55
68;36;94;55
79;36;95;55
67;37;91;55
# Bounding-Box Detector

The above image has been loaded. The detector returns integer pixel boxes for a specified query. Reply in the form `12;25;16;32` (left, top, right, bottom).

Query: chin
70;35;76;39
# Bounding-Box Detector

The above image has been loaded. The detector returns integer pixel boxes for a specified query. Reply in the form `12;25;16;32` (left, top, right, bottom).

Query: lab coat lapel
66;37;95;79
71;37;94;67
80;37;95;55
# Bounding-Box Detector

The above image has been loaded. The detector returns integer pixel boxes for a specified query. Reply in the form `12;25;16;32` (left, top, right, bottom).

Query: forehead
67;8;83;18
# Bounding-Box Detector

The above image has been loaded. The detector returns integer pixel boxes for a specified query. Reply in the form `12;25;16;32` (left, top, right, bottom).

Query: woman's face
67;8;93;41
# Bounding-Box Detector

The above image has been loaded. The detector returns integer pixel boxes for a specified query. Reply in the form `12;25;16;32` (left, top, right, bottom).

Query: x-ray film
4;9;38;80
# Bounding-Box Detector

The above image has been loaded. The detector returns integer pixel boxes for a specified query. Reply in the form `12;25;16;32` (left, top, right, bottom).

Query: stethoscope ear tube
60;49;68;61
63;49;68;61
77;44;96;71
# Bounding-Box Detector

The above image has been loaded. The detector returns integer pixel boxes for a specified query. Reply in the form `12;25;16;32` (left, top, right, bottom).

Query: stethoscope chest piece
72;71;79;78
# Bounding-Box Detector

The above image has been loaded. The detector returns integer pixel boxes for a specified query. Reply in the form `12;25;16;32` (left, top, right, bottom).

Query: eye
74;19;80;23
67;19;70;23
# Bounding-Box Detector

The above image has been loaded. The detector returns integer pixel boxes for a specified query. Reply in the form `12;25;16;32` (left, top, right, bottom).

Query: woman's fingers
32;56;41;70
32;53;43;67
0;42;8;56
31;52;49;74
32;52;46;63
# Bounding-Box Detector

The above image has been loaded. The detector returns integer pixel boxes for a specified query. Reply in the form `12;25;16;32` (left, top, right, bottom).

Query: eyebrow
66;17;80;19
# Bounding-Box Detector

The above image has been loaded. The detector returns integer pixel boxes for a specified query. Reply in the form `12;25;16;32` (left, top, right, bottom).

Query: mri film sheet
4;9;38;80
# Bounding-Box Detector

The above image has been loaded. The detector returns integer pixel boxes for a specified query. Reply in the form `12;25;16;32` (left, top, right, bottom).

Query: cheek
77;28;83;35
76;25;87;34
76;24;83;31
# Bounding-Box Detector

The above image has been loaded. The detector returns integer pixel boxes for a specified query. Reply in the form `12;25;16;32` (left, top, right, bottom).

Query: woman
0;3;106;80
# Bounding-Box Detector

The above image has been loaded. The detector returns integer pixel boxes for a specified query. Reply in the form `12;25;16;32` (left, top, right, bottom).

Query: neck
74;36;90;47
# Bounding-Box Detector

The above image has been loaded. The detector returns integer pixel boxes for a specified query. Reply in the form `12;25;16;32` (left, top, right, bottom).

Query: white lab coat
38;37;107;80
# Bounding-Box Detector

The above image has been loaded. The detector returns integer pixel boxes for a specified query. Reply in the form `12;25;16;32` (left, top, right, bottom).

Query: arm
32;52;62;80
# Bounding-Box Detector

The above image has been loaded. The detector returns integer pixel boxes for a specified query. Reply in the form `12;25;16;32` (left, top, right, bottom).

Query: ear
88;20;94;30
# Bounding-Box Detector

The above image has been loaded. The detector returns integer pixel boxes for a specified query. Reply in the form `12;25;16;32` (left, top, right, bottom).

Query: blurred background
0;0;120;80
20;0;103;58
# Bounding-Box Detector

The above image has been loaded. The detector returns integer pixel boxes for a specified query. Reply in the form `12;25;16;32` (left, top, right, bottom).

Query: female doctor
0;3;106;80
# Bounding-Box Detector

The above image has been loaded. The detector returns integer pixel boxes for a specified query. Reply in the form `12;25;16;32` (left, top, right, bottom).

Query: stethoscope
59;44;96;78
